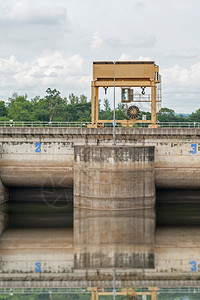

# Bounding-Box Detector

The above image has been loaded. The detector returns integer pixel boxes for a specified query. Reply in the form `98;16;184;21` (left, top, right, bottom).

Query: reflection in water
8;202;73;228
157;189;200;226
0;228;74;274
0;205;74;275
74;208;155;269
0;205;8;236
0;189;200;280
0;202;156;275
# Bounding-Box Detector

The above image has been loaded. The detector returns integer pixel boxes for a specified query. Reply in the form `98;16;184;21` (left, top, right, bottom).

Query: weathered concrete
74;208;155;269
1;209;200;283
74;146;155;209
1;280;200;288
0;127;200;288
0;228;74;274
0;127;200;190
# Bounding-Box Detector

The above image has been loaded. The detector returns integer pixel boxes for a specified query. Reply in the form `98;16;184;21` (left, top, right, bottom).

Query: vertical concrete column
74;146;155;210
74;208;155;269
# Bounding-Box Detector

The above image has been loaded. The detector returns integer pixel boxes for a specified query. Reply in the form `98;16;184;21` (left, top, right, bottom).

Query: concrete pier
74;208;155;269
74;146;155;210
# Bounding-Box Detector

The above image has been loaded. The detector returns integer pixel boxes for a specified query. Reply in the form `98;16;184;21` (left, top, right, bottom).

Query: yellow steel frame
88;287;159;300
89;61;161;128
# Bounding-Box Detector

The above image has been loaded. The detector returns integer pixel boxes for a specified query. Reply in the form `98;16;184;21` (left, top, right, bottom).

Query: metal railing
157;122;200;128
1;287;200;294
0;288;90;295
0;121;91;127
131;93;162;102
0;121;200;128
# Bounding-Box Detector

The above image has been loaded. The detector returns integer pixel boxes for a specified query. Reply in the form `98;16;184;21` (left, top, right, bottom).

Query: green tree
32;97;50;121
69;93;79;105
0;101;7;117
116;103;127;120
8;93;34;121
65;102;91;122
99;98;113;120
44;88;65;122
80;94;87;103
188;108;200;122
157;107;176;122
103;98;111;111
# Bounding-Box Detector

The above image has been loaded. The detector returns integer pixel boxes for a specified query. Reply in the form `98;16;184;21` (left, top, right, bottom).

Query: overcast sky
0;0;200;112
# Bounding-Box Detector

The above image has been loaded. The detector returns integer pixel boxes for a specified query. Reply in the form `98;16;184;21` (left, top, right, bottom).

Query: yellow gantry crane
89;61;161;128
88;287;159;300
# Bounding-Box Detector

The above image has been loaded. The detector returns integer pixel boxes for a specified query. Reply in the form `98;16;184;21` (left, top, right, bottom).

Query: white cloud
118;54;152;61
137;56;152;61
0;51;85;96
105;35;156;49
118;54;133;61
105;37;121;48
161;62;200;89
132;35;156;48
163;50;199;59
160;62;200;112
90;32;103;50
0;0;67;25
134;2;146;10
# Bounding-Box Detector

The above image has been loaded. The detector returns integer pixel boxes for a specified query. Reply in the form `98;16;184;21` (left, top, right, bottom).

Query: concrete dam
0;127;200;200
0;126;200;289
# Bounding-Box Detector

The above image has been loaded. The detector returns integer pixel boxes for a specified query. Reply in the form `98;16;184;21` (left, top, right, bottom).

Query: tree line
0;88;199;123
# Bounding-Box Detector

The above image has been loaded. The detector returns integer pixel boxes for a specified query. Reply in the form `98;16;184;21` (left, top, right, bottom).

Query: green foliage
157;107;176;122
69;93;79;105
8;93;34;121
44;88;65;122
99;99;113;120
80;94;87;103
64;102;91;122
32;98;50;121
0;116;9;121
2;90;200;124
188;108;200;122
103;99;111;112
115;103;127;120
0;101;7;117
157;107;188;122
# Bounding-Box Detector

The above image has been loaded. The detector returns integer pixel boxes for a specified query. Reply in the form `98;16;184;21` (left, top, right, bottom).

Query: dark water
3;187;200;228
7;187;73;228
156;189;200;226
8;202;73;228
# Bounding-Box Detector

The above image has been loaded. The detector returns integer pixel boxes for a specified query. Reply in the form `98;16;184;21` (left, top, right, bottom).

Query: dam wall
0;127;199;288
0;209;200;286
74;145;155;209
0;127;199;193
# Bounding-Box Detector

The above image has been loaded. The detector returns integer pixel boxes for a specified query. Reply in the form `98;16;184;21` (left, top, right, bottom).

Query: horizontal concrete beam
0;127;200;136
0;280;200;288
